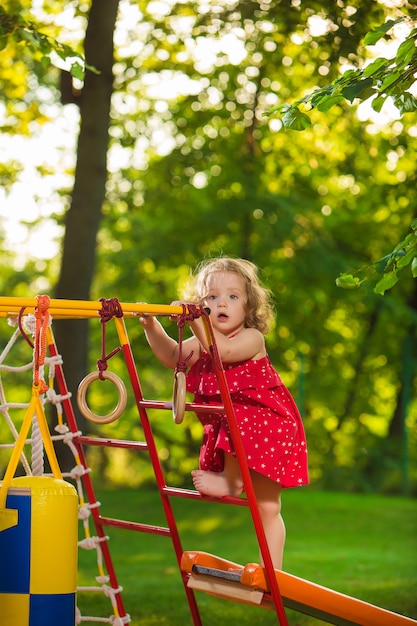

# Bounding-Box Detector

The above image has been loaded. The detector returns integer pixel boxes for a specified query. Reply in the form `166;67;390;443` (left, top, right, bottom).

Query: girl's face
203;271;247;336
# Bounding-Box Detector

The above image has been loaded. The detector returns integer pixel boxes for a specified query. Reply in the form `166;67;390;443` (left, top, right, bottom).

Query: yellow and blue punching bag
0;476;78;626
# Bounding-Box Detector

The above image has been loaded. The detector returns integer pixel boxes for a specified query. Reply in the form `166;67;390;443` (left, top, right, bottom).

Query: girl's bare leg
192;455;285;569
250;469;285;569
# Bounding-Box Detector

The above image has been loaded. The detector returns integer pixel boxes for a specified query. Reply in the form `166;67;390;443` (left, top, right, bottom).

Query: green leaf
397;248;417;269
374;271;398;295
86;62;100;75
374;253;393;274
338;69;361;84
18;28;40;48
364;30;387;46
41;55;50;70
70;61;85;81
335;274;361;289
268;103;288;114
363;19;401;46
392;93;417;114
310;86;335;108
372;95;387;112
363;57;389;78
316;94;345;112
359;86;377;102
281;107;311;131
395;37;416;67
379;70;402;92
341;77;373;103
401;233;415;246
412;257;417;278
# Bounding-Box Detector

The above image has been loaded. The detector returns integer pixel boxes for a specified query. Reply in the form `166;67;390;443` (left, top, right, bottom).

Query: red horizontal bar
75;436;148;450
162;486;249;507
96;515;171;537
139;399;225;414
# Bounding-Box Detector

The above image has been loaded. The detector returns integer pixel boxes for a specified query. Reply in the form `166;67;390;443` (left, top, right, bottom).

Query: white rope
0;401;32;411
0;320;68;471
0;431;75;449
0;326;21;365
75;589;130;625
63;430;83;459
31;413;44;476
0;331;32;475
78;535;109;550
47;386;72;433
0;361;33;372
75;604;131;624
22;313;37;335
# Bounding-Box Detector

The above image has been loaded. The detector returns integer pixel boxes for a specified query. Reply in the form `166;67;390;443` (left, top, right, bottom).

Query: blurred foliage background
0;0;416;495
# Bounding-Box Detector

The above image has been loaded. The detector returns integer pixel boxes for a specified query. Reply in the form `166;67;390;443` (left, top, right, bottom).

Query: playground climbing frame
0;295;416;626
0;295;288;626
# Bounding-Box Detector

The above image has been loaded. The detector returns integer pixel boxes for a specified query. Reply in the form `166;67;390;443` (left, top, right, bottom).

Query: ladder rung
162;486;249;507
97;515;171;537
140;399;225;414
76;435;148;451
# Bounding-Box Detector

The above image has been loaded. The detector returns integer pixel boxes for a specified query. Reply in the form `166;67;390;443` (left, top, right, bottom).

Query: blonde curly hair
184;257;274;335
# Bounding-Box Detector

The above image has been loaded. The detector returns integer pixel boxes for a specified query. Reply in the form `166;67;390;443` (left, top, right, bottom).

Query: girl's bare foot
191;469;243;497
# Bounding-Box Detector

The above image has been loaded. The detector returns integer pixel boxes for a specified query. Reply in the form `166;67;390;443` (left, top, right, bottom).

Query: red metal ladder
47;307;288;626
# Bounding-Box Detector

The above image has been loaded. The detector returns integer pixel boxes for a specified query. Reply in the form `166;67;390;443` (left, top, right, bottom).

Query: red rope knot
99;298;124;323
176;303;203;328
175;350;194;375
96;346;121;380
174;303;204;376
96;298;122;380
35;294;50;313
97;356;108;380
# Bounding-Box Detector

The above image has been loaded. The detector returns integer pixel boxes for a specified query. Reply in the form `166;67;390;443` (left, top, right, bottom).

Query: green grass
76;487;417;625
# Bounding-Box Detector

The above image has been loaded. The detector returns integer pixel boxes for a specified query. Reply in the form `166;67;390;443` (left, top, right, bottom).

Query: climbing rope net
0;308;130;626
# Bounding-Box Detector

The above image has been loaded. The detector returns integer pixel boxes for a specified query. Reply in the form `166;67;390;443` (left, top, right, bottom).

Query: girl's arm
139;315;200;369
188;317;266;364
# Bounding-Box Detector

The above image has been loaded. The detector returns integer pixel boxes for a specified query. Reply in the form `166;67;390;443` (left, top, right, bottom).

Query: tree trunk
53;0;120;469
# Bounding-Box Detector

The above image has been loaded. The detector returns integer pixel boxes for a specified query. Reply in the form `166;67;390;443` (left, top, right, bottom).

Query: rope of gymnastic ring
172;304;205;424
77;298;127;424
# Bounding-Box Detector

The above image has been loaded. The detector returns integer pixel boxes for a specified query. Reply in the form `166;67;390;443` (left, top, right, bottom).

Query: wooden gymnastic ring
172;370;186;425
77;371;127;424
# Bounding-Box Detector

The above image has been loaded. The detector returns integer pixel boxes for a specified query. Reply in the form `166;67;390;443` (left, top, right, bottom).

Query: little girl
140;257;309;569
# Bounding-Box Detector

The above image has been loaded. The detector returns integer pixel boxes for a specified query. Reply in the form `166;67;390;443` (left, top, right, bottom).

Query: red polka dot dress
186;352;309;488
